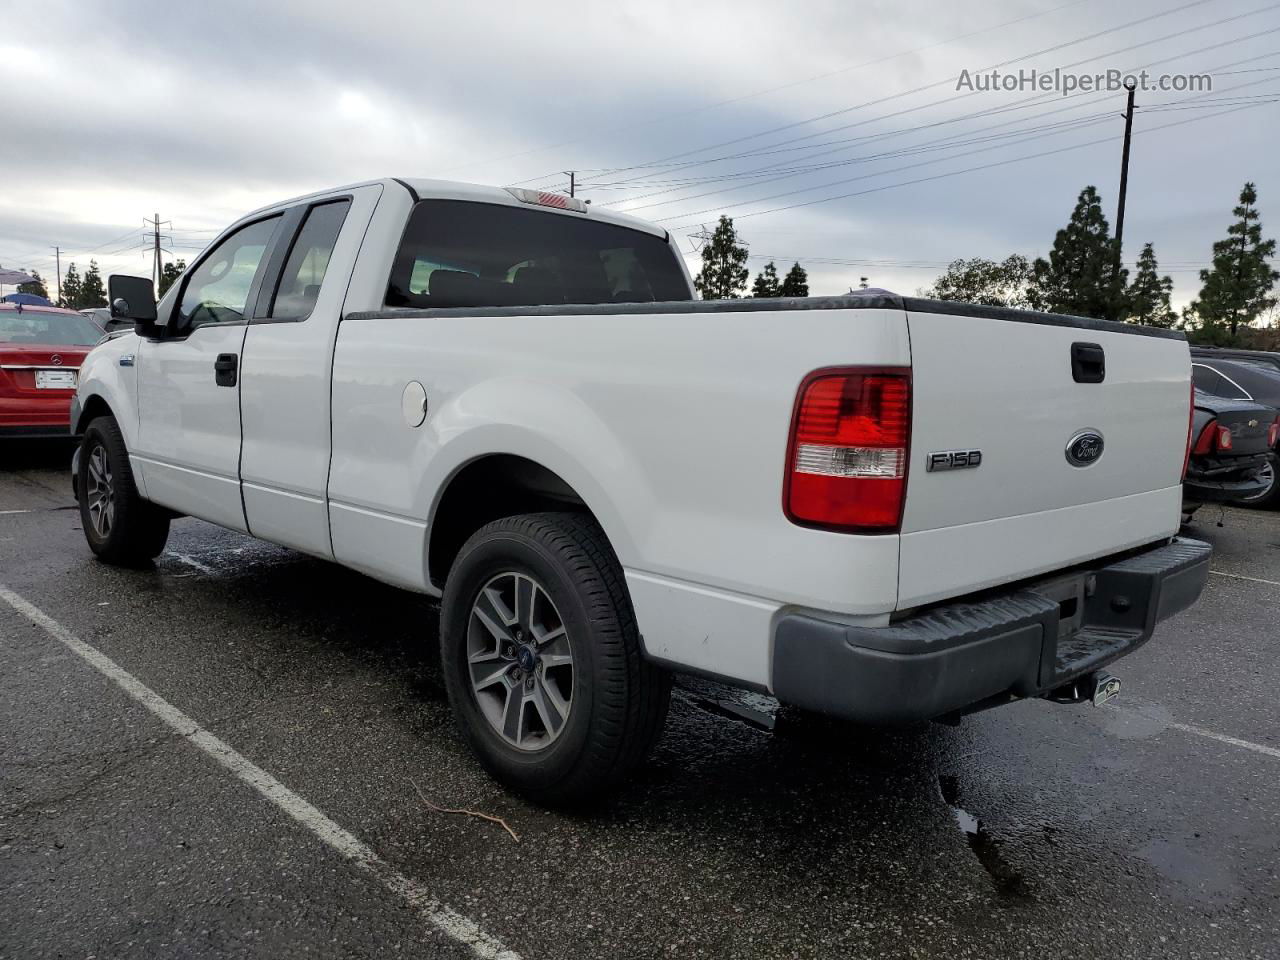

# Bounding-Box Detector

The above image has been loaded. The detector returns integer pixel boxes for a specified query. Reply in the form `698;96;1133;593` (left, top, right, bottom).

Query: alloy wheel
466;571;574;752
1241;461;1275;502
85;444;115;539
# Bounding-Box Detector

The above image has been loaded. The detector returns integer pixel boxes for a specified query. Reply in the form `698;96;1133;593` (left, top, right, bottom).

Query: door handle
214;353;238;387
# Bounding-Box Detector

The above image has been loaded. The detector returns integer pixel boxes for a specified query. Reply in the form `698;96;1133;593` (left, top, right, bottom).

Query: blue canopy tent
0;291;54;306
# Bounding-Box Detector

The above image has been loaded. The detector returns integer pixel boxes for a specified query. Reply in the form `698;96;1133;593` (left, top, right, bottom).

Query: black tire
78;415;170;566
1239;459;1280;510
440;512;670;804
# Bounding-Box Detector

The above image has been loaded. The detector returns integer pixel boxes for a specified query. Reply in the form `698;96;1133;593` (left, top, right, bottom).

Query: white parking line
166;551;216;575
0;584;521;960
0;509;32;515
1164;719;1280;760
1209;569;1280;587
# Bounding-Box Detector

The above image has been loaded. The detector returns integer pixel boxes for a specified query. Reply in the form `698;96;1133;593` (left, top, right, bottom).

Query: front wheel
78;415;171;566
440;512;670;804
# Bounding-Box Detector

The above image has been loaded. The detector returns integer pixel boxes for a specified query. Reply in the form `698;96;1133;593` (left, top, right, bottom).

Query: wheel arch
74;393;114;434
426;453;611;589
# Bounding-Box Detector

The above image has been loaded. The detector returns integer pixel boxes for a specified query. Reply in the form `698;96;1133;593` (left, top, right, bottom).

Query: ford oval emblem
1066;430;1104;467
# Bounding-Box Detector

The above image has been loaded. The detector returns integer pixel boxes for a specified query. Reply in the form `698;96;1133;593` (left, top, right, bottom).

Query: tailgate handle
1071;342;1105;383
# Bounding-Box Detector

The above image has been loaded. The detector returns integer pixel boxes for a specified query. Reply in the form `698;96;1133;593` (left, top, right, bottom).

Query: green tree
17;269;48;299
159;258;188;297
60;262;82;310
1124;243;1176;328
780;262;809;297
1187;182;1278;340
922;255;1032;307
751;261;781;297
693;216;749;299
1026;186;1127;319
80;259;107;308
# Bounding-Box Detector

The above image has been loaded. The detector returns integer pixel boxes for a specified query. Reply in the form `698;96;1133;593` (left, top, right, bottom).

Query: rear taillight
1268;416;1279;448
1216;424;1234;451
784;367;911;532
1183;381;1195;479
1192;419;1217;456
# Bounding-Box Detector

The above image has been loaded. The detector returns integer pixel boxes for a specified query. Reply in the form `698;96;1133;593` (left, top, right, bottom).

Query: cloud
1;0;1276;305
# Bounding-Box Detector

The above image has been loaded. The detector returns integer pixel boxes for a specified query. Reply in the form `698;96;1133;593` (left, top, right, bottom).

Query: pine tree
1125;243;1176;328
17;270;48;299
751;261;781;297
159;258;188;297
693;216;749;300
1188;182;1278;339
1026;186;1127;319
80;260;107;308
780;262;809;297
61;262;82;310
923;255;1031;307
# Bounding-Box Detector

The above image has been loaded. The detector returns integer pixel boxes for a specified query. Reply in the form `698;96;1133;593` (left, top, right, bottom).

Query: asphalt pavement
2;439;1278;959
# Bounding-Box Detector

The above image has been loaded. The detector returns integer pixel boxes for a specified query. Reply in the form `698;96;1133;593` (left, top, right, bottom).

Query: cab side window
270;200;351;320
177;216;280;331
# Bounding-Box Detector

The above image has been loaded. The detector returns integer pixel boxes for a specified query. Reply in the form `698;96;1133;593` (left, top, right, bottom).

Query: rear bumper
0;394;77;436
771;537;1211;725
1184;456;1272;503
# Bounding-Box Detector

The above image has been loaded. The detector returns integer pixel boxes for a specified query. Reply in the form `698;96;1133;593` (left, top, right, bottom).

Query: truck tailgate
898;303;1190;610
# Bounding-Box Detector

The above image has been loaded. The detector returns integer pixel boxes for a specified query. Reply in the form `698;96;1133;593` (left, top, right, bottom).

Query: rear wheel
1240;460;1280;510
78;416;170;565
440;512;670;804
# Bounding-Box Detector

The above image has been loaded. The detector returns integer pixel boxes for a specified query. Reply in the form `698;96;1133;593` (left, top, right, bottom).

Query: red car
0;302;104;437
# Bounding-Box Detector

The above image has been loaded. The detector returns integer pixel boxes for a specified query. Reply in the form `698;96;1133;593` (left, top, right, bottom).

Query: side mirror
107;275;160;336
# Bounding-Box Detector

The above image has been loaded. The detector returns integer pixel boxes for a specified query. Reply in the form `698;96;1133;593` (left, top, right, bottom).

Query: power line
573;51;1280;197
624;67;1280;219
560;0;1221;195
466;0;1101;181
656;98;1277;225
597;10;1280;208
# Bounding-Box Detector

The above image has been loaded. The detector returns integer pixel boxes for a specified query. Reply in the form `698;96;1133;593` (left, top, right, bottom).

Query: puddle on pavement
938;774;1033;903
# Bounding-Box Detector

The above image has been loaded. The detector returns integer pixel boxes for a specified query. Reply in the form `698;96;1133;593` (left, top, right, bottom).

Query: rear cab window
385;200;691;309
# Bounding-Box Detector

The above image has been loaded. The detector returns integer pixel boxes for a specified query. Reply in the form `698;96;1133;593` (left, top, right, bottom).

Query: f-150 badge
926;449;982;472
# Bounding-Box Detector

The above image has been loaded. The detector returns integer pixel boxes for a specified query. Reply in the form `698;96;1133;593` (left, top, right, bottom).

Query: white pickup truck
73;178;1210;802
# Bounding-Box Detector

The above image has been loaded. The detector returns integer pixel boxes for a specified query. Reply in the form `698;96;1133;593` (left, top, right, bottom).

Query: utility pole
1112;81;1137;309
52;246;62;306
688;224;715;252
564;171;576;198
144;213;171;290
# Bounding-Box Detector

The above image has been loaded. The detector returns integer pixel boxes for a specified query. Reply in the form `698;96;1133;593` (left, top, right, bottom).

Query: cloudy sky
1;0;1277;305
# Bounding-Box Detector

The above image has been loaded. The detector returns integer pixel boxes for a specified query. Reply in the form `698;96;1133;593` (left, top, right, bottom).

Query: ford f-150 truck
72;178;1211;802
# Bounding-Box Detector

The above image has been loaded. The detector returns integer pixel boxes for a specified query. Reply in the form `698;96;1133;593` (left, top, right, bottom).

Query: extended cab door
133;214;284;531
238;184;382;557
